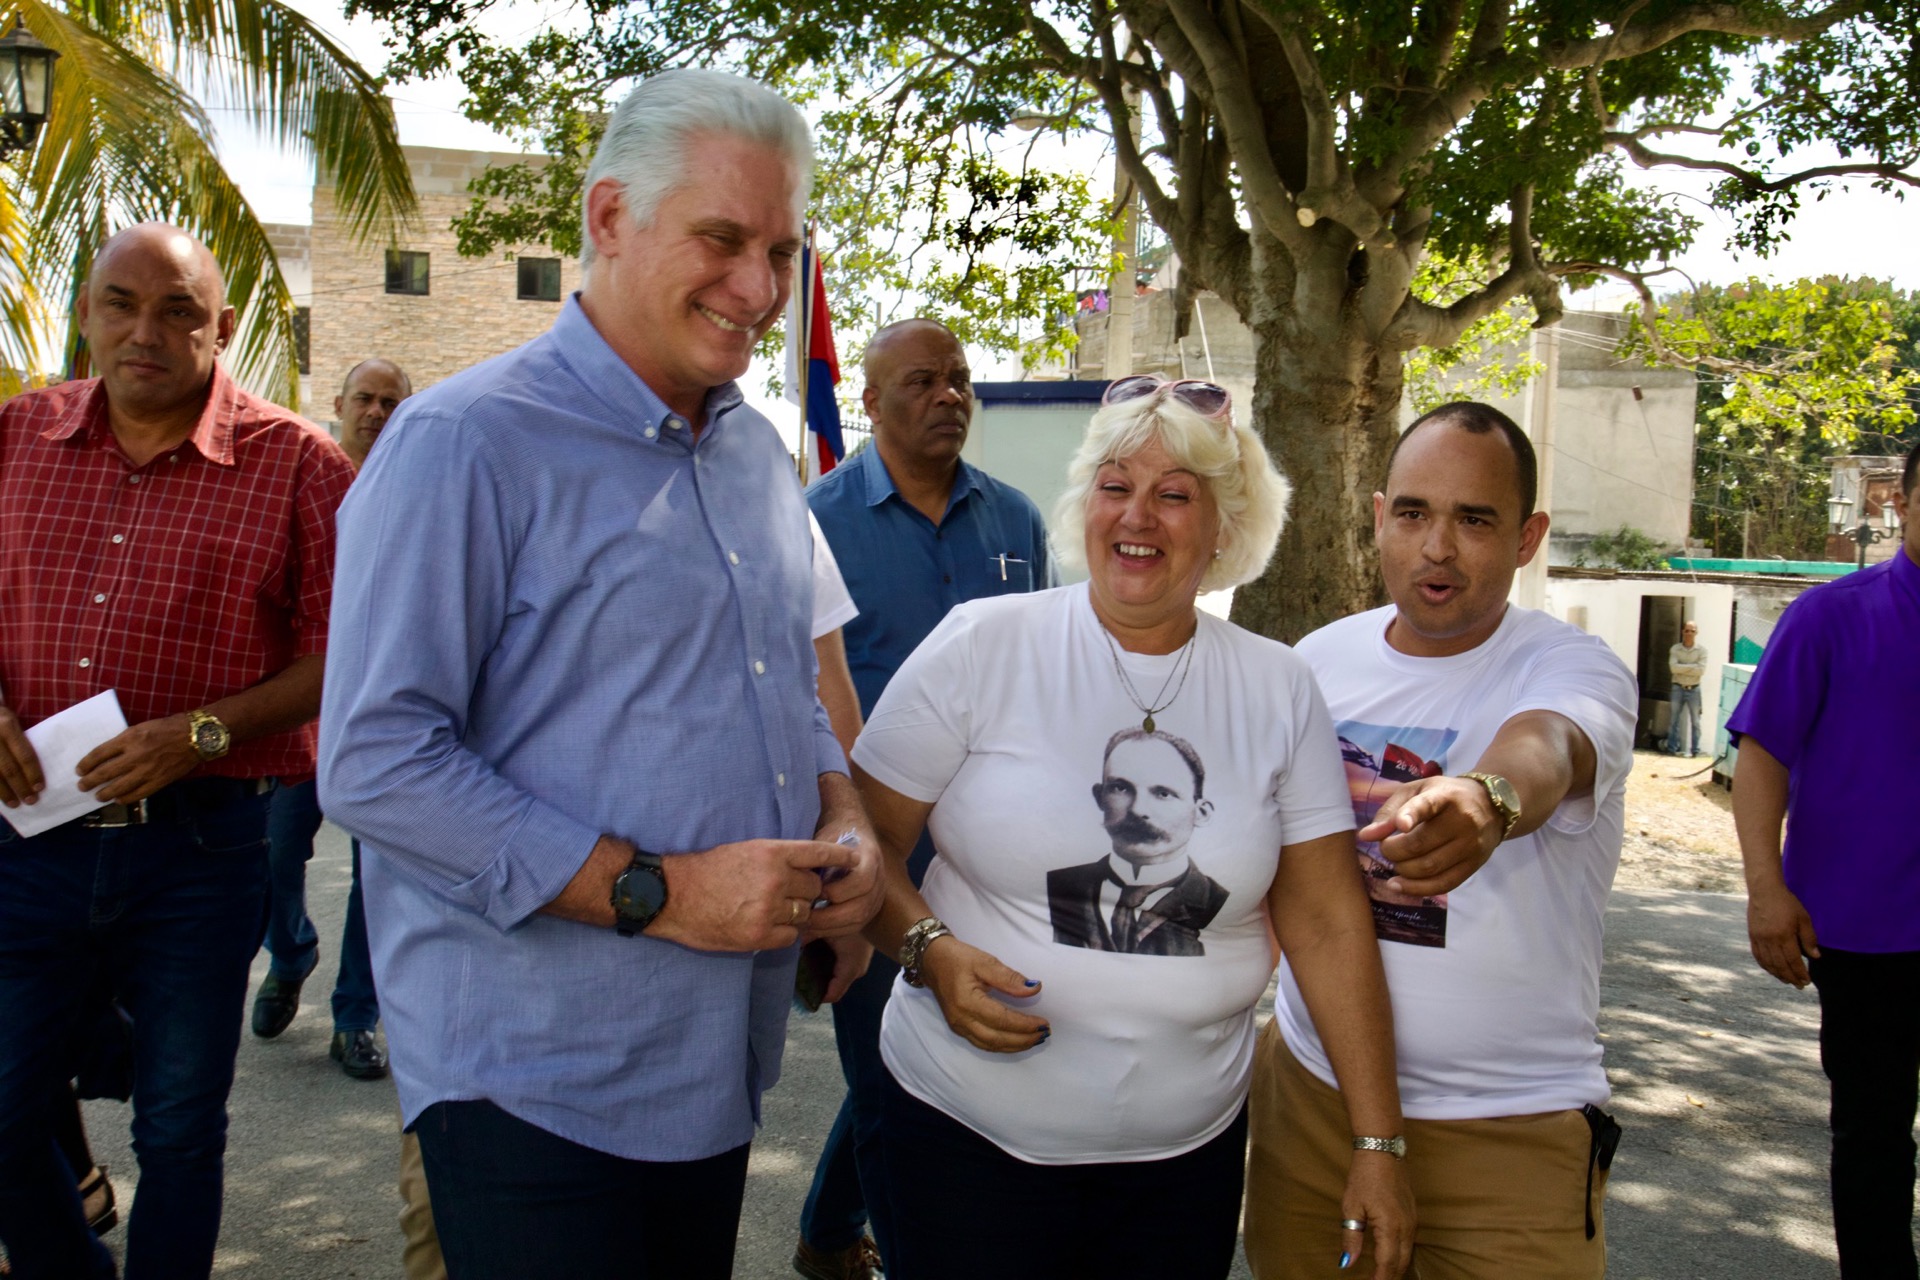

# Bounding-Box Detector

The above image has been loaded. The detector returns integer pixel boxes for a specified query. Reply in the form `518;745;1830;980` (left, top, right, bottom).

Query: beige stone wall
309;146;580;424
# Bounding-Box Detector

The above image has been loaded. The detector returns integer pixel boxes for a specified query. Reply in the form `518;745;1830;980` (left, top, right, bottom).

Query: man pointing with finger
319;70;882;1279
1245;401;1638;1279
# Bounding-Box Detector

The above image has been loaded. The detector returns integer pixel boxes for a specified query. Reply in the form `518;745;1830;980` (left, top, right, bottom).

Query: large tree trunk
1228;241;1404;645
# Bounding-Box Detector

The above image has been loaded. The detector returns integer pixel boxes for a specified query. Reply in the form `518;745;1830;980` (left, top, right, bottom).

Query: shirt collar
43;364;244;466
552;293;746;441
855;443;983;512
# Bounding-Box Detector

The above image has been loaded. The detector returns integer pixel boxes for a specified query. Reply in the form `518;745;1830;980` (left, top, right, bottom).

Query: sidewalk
73;824;1842;1277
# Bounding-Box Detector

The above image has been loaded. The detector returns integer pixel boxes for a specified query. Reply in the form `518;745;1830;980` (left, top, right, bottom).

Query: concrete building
306;146;580;423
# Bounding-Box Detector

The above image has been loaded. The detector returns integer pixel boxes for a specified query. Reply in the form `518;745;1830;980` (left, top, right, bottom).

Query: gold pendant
1143;714;1155;733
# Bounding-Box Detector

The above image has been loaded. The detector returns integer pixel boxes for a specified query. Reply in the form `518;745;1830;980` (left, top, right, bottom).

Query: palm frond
20;0;297;401
76;0;417;244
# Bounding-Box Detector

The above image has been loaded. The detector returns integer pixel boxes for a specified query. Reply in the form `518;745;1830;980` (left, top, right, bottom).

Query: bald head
80;223;235;427
336;358;413;469
861;318;959;383
91;224;226;307
861;318;972;479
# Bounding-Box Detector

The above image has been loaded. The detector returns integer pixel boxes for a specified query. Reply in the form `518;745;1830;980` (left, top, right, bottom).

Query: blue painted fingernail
1339;1252;1352;1270
1024;979;1039;988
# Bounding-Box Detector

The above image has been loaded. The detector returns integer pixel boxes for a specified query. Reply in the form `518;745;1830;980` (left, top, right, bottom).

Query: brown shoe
793;1235;884;1280
78;1163;117;1235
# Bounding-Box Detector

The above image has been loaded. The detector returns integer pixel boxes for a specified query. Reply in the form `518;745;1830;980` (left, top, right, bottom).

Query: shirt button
168;453;179;463
77;657;90;668
93;593;106;604
753;660;766;676
777;772;787;787
667;417;684;431
943;574;952;584
111;534;125;545
127;475;141;485
728;551;740;565
644;427;657;439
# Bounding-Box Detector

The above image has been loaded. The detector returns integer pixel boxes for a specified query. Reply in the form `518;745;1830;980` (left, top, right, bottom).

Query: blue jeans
0;784;272;1280
798;834;934;1259
263;779;379;1031
1666;684;1702;755
414;1099;749;1279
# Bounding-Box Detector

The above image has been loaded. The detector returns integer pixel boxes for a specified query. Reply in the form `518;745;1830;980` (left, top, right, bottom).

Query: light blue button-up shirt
319;296;842;1162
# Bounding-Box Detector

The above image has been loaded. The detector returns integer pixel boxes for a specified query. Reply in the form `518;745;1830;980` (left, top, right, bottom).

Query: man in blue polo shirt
1732;438;1920;1279
796;317;1053;1280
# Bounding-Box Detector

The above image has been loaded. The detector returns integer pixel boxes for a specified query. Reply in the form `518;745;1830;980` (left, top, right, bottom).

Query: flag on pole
785;233;844;478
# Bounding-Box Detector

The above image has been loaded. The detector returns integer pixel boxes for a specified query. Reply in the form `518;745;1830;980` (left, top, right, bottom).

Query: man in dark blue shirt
796;317;1053;1280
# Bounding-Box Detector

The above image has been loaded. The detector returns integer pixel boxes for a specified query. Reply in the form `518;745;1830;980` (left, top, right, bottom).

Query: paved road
70;822;1847;1277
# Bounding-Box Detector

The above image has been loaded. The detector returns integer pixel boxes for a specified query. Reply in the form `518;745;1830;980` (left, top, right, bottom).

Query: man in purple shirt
1731;438;1920;1279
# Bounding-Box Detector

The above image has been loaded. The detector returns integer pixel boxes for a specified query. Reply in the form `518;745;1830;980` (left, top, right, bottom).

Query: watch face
613;859;667;928
192;721;228;756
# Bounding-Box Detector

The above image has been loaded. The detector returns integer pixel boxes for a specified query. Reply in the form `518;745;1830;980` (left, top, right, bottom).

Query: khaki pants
399;1127;448;1280
1244;1022;1608;1280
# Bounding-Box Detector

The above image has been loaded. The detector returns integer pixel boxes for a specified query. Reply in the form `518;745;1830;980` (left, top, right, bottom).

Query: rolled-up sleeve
319;410;601;931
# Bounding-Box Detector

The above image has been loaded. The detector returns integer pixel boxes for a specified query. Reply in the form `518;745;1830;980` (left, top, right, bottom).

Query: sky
221;0;1920;401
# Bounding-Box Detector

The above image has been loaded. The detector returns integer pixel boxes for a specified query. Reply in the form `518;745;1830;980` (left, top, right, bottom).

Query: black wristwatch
610;850;668;937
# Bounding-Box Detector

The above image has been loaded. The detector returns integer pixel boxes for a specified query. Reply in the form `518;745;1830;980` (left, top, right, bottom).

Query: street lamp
0;16;58;162
1840;502;1900;571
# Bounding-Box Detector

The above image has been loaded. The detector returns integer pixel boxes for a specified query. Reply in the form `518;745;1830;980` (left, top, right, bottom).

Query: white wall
1544;576;1735;741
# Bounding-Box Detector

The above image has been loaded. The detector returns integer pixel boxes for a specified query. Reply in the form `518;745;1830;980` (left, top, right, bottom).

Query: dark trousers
0;785;272;1280
262;779;379;1030
799;833;935;1260
414;1098;750;1280
879;1068;1248;1280
1811;947;1920;1278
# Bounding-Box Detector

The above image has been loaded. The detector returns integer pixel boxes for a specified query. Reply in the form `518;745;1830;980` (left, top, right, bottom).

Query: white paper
1;690;129;838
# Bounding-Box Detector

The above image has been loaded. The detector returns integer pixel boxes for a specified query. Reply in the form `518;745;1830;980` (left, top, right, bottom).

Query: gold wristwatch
1461;771;1521;840
187;709;231;761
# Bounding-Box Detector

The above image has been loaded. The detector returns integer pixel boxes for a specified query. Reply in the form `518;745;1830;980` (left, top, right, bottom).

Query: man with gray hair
319;70;883;1277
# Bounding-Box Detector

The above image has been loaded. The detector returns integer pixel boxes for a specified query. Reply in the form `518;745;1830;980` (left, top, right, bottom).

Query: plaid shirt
0;366;354;780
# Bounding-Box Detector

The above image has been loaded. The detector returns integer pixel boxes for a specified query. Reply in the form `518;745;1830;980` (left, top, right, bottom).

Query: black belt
80;777;275;828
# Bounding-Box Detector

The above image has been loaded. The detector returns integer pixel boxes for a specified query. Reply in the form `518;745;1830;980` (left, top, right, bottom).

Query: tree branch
1160;0;1309;252
1607;130;1920;192
1547;0;1867;69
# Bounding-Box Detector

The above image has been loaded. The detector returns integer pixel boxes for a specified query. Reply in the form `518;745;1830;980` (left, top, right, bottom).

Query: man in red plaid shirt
0;223;355;1279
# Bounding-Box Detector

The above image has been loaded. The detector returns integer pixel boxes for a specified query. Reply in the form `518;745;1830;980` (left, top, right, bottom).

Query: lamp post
0;16;58;162
1829;493;1899;571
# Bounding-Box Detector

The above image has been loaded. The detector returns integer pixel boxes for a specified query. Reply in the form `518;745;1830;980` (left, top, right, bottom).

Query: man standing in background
796;316;1053;1280
252;358;412;1083
1665;621;1707;757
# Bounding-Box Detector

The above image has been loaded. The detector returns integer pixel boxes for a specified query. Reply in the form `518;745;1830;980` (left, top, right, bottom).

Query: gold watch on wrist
1461;771;1521;840
186;709;231;761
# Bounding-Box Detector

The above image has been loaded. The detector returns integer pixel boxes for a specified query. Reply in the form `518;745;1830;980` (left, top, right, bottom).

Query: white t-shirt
1274;605;1637;1120
810;511;857;639
855;583;1354;1165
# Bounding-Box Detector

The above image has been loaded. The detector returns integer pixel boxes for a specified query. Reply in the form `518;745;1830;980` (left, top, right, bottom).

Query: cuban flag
785;234;845;478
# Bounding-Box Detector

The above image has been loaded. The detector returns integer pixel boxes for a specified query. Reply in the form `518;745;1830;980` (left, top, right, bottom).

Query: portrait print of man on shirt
1048;728;1230;957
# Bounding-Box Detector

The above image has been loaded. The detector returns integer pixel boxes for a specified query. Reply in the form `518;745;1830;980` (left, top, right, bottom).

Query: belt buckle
84;798;148;828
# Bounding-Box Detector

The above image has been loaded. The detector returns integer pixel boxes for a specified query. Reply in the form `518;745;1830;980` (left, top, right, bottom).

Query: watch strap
1461;771;1521;839
898;915;953;988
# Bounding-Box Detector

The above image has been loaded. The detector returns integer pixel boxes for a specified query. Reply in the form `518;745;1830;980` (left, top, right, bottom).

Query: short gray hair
580;69;814;271
1052;393;1291;593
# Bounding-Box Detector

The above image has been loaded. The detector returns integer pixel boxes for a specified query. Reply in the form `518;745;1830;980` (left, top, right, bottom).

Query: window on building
293;306;310;375
517;256;562;302
385;249;430;296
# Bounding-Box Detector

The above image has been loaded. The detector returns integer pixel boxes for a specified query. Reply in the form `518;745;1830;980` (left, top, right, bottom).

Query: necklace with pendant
1102;624;1198;733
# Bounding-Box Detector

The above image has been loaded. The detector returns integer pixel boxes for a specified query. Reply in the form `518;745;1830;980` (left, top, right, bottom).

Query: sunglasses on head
1101;374;1233;421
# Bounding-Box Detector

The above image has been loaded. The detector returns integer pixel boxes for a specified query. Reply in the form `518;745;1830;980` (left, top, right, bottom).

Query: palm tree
4;0;416;402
